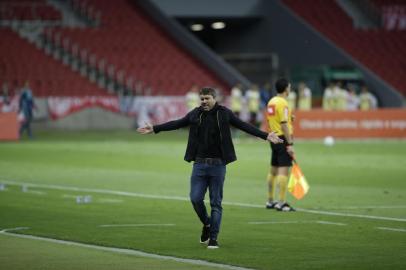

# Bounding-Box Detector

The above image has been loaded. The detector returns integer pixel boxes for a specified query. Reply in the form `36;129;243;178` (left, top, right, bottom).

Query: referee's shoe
265;201;278;209
275;202;296;212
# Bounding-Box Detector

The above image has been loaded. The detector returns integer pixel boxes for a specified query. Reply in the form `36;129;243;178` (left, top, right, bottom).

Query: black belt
195;157;224;165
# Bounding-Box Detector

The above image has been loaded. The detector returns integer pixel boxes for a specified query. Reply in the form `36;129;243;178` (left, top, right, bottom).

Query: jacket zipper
216;111;222;142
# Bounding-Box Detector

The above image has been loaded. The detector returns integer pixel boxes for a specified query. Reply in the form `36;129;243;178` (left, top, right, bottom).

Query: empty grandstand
284;0;406;97
0;0;404;134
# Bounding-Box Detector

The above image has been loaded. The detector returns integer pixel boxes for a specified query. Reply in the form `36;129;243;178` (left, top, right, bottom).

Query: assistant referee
265;78;295;212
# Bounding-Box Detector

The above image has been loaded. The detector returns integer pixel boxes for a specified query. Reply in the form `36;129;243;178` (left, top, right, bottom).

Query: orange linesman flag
288;162;309;200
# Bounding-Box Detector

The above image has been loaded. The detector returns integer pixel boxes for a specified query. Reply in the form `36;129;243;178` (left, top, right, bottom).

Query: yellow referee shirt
267;96;293;136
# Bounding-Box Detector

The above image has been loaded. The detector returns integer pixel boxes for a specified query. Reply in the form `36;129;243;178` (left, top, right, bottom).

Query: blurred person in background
336;82;348;111
259;82;272;110
230;83;243;117
322;81;335;110
215;87;225;104
230;83;244;138
346;85;360;111
18;81;36;139
359;85;377;110
297;82;312;110
245;84;260;127
185;85;200;111
287;87;297;112
265;78;295;212
137;87;283;248
1;82;12;113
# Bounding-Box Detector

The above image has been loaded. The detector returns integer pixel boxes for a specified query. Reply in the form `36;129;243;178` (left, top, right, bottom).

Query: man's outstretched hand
267;132;283;144
137;123;154;135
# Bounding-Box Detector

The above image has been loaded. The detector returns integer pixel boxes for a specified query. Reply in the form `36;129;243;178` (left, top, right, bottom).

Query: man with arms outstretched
138;87;283;248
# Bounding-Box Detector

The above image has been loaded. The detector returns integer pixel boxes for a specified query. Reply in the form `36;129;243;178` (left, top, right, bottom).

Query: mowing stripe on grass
99;224;175;227
62;194;79;198
98;198;124;203
0;229;254;270
376;227;406;233
24;190;46;195
3;180;406;223
20;186;46;195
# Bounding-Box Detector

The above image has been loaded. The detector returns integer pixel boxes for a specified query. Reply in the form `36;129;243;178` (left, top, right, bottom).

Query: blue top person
19;81;35;139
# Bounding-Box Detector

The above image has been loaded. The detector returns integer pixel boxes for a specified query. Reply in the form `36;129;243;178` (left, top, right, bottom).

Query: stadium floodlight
190;24;204;31
211;21;226;30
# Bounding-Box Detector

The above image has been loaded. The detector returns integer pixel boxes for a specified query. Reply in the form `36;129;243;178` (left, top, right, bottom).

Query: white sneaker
276;202;295;212
207;239;219;249
265;201;278;209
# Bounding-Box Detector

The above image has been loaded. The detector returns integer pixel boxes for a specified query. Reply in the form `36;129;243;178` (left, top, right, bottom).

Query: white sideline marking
62;195;122;203
3;180;406;223
2;180;189;201
0;227;30;233
316;221;347;226
248;221;308;225
248;220;347;226
376;227;406;233
294;208;406;222
0;229;254;270
99;224;175;228
317;205;406;210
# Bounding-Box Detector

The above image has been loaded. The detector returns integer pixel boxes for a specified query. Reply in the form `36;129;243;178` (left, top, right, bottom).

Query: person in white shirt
245;84;261;126
287;89;297;112
359;86;378;110
334;82;348;111
323;82;335;110
346;85;360;111
230;83;243;117
297;82;312;110
185;85;200;111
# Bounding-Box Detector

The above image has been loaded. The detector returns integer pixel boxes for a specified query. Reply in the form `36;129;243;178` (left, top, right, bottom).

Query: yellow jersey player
230;83;243;117
297;82;312;111
265;78;295;211
185;85;200;111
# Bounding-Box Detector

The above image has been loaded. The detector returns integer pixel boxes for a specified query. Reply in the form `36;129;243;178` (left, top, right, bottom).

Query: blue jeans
190;162;226;240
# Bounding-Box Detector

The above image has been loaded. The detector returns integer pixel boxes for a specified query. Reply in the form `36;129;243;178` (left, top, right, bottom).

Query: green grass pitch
1;130;405;270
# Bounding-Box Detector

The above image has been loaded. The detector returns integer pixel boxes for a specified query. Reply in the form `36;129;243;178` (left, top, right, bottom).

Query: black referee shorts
270;136;292;167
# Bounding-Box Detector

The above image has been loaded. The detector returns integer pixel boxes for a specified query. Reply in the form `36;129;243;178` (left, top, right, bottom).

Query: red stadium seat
54;0;227;95
284;0;406;95
0;29;109;97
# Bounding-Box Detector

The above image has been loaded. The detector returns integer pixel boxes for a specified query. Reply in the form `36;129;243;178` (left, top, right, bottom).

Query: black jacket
153;104;268;164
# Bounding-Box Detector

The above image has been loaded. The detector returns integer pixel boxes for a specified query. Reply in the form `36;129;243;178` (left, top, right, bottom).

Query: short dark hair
275;78;289;94
199;87;216;98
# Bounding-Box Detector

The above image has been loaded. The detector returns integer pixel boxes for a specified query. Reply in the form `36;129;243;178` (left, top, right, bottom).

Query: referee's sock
267;173;276;202
277;175;288;202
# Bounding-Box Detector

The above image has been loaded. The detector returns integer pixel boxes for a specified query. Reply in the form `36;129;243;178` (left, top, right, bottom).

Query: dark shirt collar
200;102;219;113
